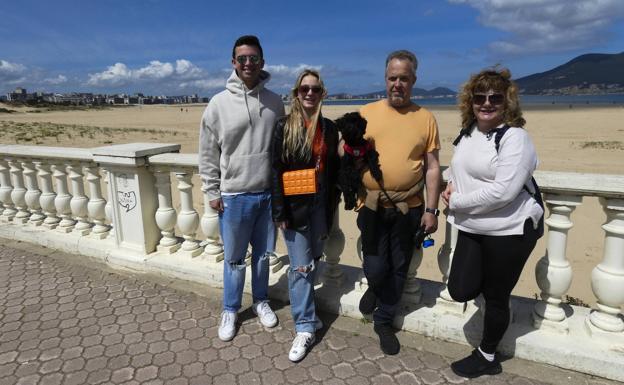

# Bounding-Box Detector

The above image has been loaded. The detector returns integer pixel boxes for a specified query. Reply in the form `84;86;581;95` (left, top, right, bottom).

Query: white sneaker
289;332;315;362
218;311;237;341
252;301;278;328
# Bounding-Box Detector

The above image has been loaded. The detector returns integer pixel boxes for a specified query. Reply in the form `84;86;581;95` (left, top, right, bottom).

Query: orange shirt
359;100;440;207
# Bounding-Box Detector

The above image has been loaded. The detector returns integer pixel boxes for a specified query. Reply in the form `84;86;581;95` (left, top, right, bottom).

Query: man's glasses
235;55;261;65
473;93;504;105
298;85;323;95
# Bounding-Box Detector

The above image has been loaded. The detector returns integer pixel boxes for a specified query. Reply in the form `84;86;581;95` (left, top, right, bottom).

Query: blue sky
1;0;623;96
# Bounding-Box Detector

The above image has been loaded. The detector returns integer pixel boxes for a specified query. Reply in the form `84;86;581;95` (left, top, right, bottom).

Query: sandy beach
1;102;623;306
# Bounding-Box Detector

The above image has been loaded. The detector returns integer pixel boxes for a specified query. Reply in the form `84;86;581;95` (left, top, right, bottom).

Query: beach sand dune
1;102;623;306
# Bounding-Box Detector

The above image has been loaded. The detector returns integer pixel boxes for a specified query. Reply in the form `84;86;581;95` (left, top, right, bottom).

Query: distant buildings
3;87;209;105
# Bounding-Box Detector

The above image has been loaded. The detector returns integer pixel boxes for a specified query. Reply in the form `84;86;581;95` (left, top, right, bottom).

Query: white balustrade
85;165;109;238
586;198;624;336
533;194;582;332
175;169;201;257
321;210;345;287
153;166;180;253
52;163;76;232
1;144;624;382
8;158;30;223
0;159;17;221
35;161;60;229
22;160;45;226
67;162;92;235
200;190;223;262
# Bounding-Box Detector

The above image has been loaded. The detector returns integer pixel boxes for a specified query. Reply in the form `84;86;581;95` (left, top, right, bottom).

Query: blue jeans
282;197;327;333
220;191;276;312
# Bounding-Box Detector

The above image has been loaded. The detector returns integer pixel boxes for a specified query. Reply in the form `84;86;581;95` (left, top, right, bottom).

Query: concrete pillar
533;194;581;333
85;164;109;239
0;159;17;222
22;160;44;226
92;143;180;261
35;161;60;229
437;209;460;309
153;166;180;253
9;158;29;223
322;210;345;287
175;169;201;257
200;190;223;263
586;198;624;337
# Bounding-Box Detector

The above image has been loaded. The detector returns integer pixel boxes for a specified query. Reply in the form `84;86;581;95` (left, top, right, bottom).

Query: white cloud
449;0;624;54
265;63;323;77
43;75;68;85
0;59;28;84
86;59;224;91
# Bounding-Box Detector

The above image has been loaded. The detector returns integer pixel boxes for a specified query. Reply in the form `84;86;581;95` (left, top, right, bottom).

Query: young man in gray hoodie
199;35;285;342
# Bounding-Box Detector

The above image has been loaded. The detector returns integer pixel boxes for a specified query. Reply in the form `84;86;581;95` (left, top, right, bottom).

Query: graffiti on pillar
118;191;137;212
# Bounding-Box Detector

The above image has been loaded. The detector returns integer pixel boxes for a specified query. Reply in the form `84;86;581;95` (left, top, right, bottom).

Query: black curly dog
335;112;383;210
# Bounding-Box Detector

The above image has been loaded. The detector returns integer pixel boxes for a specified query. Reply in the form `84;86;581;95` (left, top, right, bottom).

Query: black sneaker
451;349;502;378
373;323;400;355
359;288;377;315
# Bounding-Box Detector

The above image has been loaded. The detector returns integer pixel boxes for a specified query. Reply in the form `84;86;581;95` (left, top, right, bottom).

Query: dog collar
343;142;372;158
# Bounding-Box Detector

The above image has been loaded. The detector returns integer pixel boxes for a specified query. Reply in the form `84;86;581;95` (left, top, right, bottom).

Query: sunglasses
235;55;261;65
473;93;504;105
298;85;323;95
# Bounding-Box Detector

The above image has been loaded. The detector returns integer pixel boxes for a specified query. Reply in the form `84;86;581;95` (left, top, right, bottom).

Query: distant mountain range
328;86;456;100
515;52;624;95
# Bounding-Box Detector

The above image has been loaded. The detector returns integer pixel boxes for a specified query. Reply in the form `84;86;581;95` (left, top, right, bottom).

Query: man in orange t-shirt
357;50;441;355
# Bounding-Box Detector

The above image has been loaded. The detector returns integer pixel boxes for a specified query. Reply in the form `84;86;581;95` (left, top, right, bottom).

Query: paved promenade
0;238;617;385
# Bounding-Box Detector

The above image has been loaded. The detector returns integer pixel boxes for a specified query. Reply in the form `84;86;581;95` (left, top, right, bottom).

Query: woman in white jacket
441;68;543;378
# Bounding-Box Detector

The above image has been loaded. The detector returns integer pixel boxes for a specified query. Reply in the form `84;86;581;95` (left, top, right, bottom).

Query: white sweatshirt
199;70;285;200
448;125;544;236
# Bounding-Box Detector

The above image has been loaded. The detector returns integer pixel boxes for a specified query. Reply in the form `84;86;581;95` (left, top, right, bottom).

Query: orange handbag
282;168;317;196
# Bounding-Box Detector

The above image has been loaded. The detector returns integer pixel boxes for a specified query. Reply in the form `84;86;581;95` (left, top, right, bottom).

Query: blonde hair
458;67;526;129
282;69;327;162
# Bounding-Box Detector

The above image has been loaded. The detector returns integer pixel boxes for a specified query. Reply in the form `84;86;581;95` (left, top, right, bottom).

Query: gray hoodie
199;69;285;200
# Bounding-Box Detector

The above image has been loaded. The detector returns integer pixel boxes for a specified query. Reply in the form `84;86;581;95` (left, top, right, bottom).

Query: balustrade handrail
1;145;623;198
0;144;92;161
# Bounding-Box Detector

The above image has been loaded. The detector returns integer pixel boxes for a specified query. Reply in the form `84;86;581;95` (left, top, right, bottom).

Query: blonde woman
271;69;340;362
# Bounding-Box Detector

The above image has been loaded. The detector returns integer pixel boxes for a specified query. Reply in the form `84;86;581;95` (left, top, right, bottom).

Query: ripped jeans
220;191;276;313
282;197;327;333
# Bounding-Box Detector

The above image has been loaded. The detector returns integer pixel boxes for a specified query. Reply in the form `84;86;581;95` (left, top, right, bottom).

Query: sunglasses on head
235;55;261;65
473;93;504;105
298;85;323;95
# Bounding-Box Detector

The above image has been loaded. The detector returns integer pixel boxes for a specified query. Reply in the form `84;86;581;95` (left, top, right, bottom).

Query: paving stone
0;241;615;385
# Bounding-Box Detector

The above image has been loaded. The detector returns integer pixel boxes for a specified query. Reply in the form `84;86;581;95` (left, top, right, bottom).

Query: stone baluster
22;160;45;226
34;161;60;229
321;210;345;287
403;246;424;305
175;169;201;257
85;164;110;239
0;159;17;222
437;209;460;306
52;163;75;232
8;158;30;223
533;194;581;332
154;166;180;253
67;162;92;235
102;169;114;239
200;189;223;262
586;198;624;337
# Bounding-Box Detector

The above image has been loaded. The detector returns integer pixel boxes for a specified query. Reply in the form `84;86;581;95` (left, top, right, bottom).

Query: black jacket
271;116;340;232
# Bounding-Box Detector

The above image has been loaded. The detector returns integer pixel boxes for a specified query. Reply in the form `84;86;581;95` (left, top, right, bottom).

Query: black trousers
448;219;539;353
358;206;422;324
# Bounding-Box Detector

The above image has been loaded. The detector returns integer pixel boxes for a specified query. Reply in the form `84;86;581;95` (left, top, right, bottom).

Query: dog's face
335;112;367;146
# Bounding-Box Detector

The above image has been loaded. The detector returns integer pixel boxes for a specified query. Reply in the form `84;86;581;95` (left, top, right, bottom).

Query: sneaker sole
451;364;502;378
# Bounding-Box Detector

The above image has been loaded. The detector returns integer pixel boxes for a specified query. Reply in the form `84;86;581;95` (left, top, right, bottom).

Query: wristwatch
425;207;440;216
